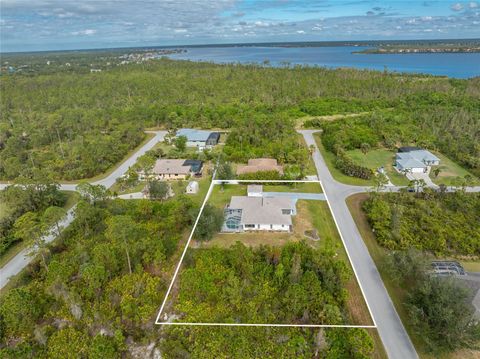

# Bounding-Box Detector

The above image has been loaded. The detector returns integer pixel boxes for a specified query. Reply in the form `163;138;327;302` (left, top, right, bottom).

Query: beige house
139;159;202;181
236;158;284;176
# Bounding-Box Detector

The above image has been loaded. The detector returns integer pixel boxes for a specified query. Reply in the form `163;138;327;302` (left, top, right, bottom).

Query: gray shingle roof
229;196;294;226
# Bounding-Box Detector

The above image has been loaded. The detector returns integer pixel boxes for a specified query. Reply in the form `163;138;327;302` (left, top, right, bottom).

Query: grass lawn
346;193;480;359
346;148;410;186
263;182;322;193
0;191;79;269
208;184;247;208
429;152;480;186
314;133;374;186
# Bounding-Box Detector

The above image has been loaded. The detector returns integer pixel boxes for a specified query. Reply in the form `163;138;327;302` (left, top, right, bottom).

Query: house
247;184;263;197
223;195;296;232
186;181;199;194
139;159;203;180
394;148;440;173
236;158;284;176
175;129;220;150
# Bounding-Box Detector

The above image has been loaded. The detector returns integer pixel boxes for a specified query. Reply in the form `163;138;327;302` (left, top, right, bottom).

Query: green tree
42;206;67;235
105;215;141;274
175;135;187;152
193;204;224;241
147;180;170;200
407;276;480;353
13;212;49;271
360;142;371;155
77;182;110;205
373;172;389;191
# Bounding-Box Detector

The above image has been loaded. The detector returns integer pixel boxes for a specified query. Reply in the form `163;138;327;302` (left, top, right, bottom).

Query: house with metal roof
394;148;440;173
176;128;220;149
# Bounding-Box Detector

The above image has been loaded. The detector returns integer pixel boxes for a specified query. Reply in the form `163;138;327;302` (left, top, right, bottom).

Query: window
282;209;292;215
244;224;255;229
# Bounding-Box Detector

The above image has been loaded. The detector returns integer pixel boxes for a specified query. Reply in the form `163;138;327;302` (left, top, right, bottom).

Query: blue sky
1;0;479;52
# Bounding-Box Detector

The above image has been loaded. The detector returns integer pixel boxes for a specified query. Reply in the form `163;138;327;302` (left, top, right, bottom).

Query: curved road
0;130;167;192
0;131;167;288
299;130;418;359
1;128;478;358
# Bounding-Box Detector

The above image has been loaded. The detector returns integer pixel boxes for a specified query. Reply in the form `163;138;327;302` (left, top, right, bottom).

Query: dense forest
161;326;374;358
363;191;480;256
1;56;479;180
0;194;377;357
384;249;480;354
309;94;480;178
0;177;66;256
0;196;195;358
173;241;351;324
162;241;375;357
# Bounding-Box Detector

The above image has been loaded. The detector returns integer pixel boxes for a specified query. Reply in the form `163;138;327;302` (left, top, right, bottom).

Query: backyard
195;184;376;329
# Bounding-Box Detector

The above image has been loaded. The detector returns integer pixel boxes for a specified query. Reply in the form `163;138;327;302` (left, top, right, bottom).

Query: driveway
262;192;326;201
406;171;438;188
299;130;418;359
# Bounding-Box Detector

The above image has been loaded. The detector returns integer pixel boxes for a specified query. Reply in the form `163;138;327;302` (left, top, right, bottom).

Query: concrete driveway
262;192;326;201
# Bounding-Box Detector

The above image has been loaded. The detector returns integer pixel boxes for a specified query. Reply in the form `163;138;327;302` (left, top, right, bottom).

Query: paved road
0;131;167;289
0;206;76;289
299;130;418;359
0;131;167;192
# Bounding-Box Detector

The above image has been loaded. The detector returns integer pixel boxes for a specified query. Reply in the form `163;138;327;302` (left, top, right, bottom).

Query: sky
1;0;479;52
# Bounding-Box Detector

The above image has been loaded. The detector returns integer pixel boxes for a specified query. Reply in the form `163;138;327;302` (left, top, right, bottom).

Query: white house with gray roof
223;193;296;232
394;147;440;173
176;128;220;150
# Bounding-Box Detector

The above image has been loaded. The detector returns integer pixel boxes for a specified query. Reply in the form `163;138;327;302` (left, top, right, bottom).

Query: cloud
451;3;464;11
1;0;480;52
71;29;97;36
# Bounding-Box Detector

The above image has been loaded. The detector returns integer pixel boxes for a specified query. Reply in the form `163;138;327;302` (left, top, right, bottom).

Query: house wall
186;140;207;148
242;223;290;232
410;167;425;173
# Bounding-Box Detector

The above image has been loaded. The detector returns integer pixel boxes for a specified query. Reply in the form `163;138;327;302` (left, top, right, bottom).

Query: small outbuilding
247;184;263;197
186;181;199;194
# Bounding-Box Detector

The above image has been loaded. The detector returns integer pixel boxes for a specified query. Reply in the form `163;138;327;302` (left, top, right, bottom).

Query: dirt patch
344;278;374;326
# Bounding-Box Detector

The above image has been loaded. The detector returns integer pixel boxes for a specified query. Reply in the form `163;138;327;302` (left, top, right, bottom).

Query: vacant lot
346;148;409;186
429;151;479;186
196;186;374;327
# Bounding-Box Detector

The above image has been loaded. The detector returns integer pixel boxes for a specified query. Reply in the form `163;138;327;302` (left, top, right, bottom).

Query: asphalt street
299;129;418;359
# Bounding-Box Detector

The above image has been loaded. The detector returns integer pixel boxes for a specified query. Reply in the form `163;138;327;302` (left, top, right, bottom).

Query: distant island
354;41;480;54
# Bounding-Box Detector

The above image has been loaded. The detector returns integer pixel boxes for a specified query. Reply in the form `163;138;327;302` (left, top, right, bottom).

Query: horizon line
2;37;479;55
